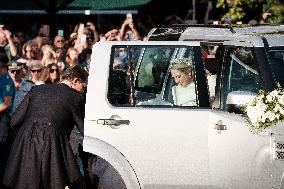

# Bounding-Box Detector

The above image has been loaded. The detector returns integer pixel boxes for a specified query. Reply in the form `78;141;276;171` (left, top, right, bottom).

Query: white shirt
172;83;197;106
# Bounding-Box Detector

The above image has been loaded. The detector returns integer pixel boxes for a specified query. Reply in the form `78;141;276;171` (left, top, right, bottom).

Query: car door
85;41;215;188
206;44;284;189
85;41;284;189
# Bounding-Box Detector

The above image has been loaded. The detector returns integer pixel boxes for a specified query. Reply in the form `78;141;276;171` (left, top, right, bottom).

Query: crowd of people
0;8;269;187
0;15;148;110
0;13;157;189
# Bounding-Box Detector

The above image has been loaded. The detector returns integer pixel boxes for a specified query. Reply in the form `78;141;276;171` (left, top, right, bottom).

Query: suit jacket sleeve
71;95;85;134
11;87;33;130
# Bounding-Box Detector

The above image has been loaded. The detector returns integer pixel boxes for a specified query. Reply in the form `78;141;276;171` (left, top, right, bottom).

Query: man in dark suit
2;65;88;189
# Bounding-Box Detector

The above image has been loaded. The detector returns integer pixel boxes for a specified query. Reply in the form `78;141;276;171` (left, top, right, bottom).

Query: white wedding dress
172;83;197;106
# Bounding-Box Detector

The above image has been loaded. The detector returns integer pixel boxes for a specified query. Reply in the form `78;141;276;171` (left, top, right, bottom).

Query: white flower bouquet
245;86;284;133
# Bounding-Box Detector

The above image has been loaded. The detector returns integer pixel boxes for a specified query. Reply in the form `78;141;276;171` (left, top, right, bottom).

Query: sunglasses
10;70;21;74
56;40;65;43
50;68;58;73
31;70;41;73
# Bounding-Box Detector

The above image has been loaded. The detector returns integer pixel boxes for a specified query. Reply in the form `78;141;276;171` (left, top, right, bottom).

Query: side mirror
226;91;256;114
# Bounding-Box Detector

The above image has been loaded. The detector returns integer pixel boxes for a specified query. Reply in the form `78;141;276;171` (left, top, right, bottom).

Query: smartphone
79;23;84;30
126;13;132;20
78;23;85;35
58;29;64;36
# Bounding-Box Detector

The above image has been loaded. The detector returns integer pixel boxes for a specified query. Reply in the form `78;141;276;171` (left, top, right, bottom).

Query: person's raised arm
4;29;17;57
119;19;128;39
128;21;141;40
87;21;99;43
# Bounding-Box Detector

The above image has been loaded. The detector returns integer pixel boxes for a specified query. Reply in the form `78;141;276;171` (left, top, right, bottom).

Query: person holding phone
85;21;99;43
119;14;141;41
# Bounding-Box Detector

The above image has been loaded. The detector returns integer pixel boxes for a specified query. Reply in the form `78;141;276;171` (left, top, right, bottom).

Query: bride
170;58;197;106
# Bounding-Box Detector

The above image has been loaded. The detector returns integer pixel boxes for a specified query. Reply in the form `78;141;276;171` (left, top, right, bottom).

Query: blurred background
0;0;283;38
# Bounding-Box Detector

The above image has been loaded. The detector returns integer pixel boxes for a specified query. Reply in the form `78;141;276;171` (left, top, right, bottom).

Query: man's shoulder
1;74;15;96
34;83;81;97
0;73;12;81
20;79;33;91
1;74;14;88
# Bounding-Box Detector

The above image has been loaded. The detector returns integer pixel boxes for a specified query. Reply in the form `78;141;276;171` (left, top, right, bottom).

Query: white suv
83;26;284;189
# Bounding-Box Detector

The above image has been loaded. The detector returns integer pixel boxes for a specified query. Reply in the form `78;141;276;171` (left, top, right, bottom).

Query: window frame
106;44;210;108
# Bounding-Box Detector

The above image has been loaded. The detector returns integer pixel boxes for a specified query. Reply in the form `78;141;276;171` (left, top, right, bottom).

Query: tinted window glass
108;46;142;106
268;48;284;87
221;47;262;110
107;45;198;107
136;47;174;93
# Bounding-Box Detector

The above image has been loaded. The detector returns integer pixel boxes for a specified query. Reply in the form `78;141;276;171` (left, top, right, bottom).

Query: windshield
267;47;284;87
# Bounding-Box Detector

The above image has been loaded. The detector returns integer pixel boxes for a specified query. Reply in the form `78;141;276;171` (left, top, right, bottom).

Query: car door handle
97;119;130;126
214;120;226;131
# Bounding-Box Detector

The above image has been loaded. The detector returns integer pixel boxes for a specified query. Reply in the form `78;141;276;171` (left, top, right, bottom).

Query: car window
107;45;199;107
267;47;284;87
221;47;262;110
107;46;142;106
136;47;174;93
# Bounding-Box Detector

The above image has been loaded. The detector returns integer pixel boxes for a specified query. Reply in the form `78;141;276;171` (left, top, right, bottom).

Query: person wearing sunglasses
8;61;24;89
28;60;43;85
3;65;88;189
53;34;66;50
8;61;33;113
40;63;62;84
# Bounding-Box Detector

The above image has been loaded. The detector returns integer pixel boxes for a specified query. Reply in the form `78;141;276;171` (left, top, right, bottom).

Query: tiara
170;58;193;69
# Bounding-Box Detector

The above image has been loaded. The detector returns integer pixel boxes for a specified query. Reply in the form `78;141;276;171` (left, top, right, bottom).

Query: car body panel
84;34;284;188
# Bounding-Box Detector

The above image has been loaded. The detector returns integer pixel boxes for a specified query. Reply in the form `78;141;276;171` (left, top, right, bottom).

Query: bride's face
170;69;192;87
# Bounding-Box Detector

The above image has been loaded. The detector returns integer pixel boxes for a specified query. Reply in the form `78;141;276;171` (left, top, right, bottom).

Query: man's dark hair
61;65;88;82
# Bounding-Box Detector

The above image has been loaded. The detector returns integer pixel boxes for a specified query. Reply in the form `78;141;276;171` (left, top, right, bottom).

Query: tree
216;0;284;24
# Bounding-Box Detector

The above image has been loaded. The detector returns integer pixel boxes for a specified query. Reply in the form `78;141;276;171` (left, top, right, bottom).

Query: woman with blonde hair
170;58;197;106
41;44;57;67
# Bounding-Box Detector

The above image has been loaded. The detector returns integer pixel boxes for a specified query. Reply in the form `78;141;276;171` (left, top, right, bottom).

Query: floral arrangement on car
245;85;284;133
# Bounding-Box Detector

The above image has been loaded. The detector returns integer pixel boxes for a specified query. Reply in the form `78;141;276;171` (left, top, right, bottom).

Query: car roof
147;25;284;47
146;25;233;41
233;25;284;47
233;25;284;35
